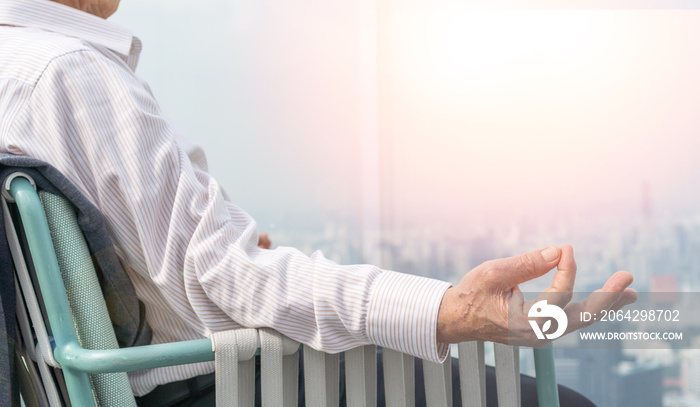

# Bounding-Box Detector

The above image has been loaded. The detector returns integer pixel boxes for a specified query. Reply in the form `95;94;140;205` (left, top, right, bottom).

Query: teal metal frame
534;343;560;407
10;174;560;406
10;176;216;406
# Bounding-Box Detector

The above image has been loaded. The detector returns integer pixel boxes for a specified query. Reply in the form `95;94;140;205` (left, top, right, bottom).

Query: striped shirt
0;0;451;396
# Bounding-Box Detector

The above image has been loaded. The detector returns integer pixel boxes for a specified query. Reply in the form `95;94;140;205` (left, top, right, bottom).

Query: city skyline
111;2;700;404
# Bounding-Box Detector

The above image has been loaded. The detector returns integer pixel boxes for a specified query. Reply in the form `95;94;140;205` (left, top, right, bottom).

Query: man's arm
13;48;452;362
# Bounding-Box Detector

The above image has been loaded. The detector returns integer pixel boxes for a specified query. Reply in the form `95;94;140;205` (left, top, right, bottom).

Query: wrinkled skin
437;245;637;346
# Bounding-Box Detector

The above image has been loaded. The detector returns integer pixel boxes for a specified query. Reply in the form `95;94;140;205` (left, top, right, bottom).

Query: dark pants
136;349;595;406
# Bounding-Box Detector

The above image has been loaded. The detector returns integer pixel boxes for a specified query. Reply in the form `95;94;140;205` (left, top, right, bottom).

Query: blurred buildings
266;182;700;406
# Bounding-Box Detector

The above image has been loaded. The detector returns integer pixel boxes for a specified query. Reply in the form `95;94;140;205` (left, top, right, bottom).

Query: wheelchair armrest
54;337;216;374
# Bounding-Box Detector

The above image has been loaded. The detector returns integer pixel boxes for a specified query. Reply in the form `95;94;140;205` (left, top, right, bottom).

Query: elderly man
0;0;635;405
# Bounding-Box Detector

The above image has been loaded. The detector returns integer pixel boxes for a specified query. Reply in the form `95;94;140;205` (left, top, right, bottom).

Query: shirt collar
0;0;136;56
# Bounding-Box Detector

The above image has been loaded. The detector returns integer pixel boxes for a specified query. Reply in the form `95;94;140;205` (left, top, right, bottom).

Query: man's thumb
490;246;561;288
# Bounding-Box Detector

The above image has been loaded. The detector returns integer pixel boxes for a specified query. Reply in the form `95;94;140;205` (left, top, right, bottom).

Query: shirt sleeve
14;49;451;362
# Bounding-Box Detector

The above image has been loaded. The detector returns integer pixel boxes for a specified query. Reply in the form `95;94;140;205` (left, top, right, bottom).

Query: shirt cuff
366;270;452;363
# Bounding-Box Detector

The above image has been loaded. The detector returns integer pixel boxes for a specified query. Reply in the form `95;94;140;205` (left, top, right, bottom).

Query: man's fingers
490;246;561;289
582;271;633;312
565;271;635;331
546;245;576;293
583;271;634;313
609;288;638;311
600;270;634;293
538;244;577;308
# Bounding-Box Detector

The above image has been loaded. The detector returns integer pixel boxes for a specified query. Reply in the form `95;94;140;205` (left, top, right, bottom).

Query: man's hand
258;233;272;249
436;245;637;346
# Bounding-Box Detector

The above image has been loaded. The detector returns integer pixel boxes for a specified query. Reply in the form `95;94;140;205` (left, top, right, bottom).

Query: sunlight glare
389;9;699;221
415;10;602;81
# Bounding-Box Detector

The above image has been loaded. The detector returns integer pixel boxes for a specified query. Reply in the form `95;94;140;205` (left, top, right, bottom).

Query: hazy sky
112;0;363;228
390;7;700;226
111;1;700;233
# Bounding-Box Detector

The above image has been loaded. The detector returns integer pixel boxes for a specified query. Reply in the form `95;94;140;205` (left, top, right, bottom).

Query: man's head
52;0;120;19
